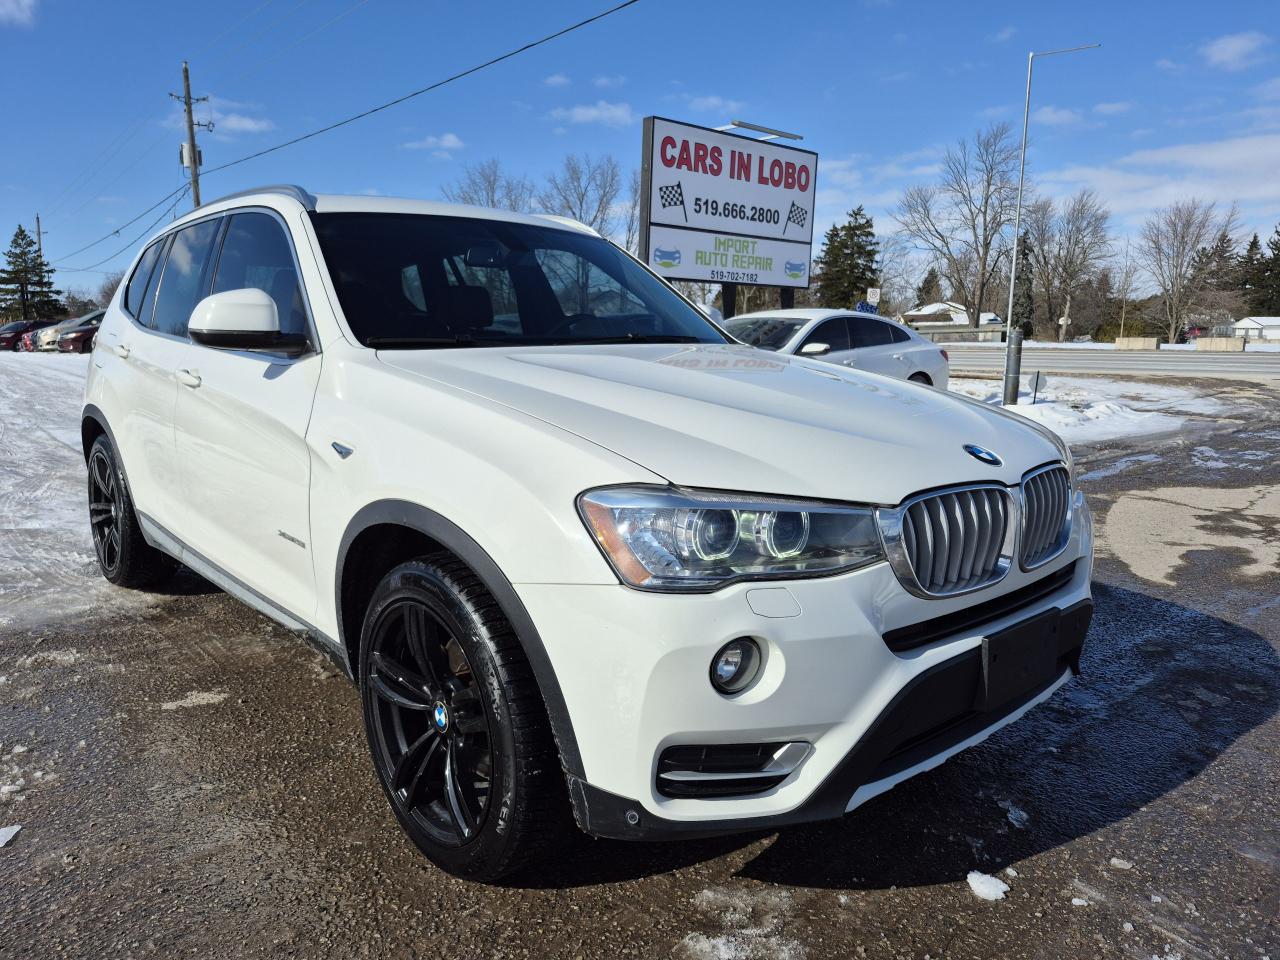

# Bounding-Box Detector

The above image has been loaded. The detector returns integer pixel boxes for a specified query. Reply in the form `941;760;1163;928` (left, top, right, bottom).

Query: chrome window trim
1018;462;1073;572
876;482;1017;600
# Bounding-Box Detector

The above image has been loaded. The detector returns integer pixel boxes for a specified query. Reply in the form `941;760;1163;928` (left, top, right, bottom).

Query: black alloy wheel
88;445;125;577
359;558;571;880
366;597;493;845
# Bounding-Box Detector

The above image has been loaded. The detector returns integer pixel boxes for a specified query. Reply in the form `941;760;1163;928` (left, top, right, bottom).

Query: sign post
640;116;818;315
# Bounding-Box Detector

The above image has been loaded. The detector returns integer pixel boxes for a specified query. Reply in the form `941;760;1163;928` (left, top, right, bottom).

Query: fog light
710;638;761;694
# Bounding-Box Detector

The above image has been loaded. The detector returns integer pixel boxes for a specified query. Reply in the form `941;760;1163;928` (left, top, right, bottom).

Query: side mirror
800;341;830;356
189;288;309;356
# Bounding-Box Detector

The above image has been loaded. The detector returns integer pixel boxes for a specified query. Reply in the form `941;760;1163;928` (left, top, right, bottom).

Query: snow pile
0;353;157;629
966;871;1009;901
680;887;804;960
946;375;1231;444
0;825;20;847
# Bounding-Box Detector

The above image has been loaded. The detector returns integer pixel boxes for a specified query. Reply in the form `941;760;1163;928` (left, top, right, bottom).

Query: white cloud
0;0;35;26
1093;101;1133;115
543;73;570;87
1156;58;1184;73
979;105;1011;119
592;74;626;88
401;132;465;151
1040;132;1280;221
687;94;745;115
988;25;1016;43
1201;31;1270;71
549;100;634;128
1254;76;1280;101
1032;105;1082;126
217;113;275;134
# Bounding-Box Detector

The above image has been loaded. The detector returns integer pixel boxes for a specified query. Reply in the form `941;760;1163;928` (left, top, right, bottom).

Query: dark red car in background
56;310;105;353
0;319;57;350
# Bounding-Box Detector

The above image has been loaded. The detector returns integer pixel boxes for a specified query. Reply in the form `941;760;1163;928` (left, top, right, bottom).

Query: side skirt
136;511;353;680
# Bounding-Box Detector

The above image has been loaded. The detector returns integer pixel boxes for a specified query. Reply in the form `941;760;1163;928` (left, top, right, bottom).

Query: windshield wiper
366;336;489;349
567;334;706;344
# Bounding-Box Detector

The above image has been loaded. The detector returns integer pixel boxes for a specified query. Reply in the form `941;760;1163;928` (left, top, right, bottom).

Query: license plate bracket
979;607;1063;711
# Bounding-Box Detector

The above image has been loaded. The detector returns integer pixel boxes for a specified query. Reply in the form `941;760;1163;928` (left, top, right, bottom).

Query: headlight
578;486;884;591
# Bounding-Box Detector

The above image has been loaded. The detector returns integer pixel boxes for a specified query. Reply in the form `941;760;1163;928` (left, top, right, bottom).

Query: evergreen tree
1190;228;1236;292
1010;230;1034;335
1258;225;1280;315
1237;233;1264;311
913;266;942;307
812;206;880;309
0;225;63;320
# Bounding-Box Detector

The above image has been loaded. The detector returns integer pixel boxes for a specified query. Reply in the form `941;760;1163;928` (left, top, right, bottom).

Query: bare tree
540;153;622;239
1112;239;1138;339
441;159;537;212
95;269;126;309
874;231;921;318
1025;189;1111;340
1138;199;1239;343
621;168;641;254
895;123;1019;327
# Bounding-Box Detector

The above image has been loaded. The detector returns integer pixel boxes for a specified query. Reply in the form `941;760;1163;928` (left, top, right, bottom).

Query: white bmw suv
83;186;1093;880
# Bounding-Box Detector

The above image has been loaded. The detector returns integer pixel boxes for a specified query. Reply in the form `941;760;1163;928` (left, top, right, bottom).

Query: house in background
1232;317;1280;341
901;301;1004;342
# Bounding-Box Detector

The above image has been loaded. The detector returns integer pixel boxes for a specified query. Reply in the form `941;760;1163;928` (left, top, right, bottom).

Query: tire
358;557;571;881
87;434;177;588
908;372;932;386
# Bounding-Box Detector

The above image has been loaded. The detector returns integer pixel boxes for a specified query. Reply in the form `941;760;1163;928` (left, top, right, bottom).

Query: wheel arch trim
336;499;585;779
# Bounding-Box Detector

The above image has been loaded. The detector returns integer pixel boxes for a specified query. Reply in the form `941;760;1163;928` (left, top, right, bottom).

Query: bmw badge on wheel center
83;184;1093;881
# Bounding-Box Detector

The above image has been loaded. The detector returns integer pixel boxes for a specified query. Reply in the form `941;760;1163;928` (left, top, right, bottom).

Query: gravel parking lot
1;357;1277;959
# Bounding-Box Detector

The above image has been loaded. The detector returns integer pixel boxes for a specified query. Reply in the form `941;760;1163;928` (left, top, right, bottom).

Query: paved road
1;372;1278;959
946;343;1280;380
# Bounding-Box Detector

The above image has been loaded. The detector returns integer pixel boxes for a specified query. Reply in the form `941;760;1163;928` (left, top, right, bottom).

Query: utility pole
34;213;45;257
171;61;213;208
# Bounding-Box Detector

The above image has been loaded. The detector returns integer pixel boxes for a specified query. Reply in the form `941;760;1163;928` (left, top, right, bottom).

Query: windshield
0;322;27;334
309;212;728;348
724;316;806;351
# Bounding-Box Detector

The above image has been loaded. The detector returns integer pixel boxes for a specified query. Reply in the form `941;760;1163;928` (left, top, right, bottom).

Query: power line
58;185;191;274
202;0;642;177
50;183;190;264
49;0;642;267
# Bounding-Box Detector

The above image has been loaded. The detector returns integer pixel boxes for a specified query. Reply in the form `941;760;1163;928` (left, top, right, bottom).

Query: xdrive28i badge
963;443;1003;466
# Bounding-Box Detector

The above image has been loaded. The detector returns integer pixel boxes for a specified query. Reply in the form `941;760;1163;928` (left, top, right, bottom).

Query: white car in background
725;308;949;388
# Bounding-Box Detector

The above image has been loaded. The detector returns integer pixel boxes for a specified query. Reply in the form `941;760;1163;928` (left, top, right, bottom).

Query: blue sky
1;0;1278;291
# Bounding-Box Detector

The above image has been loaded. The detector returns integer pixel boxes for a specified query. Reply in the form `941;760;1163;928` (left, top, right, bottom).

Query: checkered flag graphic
658;181;687;222
784;201;808;235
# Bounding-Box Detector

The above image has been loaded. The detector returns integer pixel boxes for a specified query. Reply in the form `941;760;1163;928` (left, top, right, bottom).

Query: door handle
114;343;131;359
892;353;905;359
176;368;202;389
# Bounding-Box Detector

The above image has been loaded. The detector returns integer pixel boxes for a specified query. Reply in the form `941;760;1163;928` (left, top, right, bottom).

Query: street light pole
1001;43;1100;406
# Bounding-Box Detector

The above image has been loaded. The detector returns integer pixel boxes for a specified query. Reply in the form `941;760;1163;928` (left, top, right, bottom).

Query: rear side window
212;213;307;337
124;240;164;321
887;323;911;344
152;220;220;337
804;317;850;352
848;316;895;348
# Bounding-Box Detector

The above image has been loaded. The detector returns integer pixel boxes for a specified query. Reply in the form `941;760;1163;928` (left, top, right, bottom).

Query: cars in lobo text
82;186;1093;881
725;307;950;387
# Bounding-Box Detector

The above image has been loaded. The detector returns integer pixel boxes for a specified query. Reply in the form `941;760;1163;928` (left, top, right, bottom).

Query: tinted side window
848;316;894;348
124;241;164;320
212;213;307;337
152;220;220;337
804;318;850;352
887;323;911;344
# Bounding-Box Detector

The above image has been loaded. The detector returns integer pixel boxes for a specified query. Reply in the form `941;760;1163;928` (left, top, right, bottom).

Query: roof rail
203;184;317;211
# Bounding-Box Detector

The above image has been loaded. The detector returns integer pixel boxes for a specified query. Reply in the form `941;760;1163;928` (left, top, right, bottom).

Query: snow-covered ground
947;375;1229;445
0;353;155;630
950;340;1280;353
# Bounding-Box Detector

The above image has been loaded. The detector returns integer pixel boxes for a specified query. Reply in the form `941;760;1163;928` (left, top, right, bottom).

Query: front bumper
515;496;1093;839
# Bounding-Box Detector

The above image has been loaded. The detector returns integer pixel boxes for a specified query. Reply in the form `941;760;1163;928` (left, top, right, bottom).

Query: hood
377;343;1059;505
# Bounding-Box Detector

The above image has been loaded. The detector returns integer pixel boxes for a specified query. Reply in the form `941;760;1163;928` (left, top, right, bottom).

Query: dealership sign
639;116;818;288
